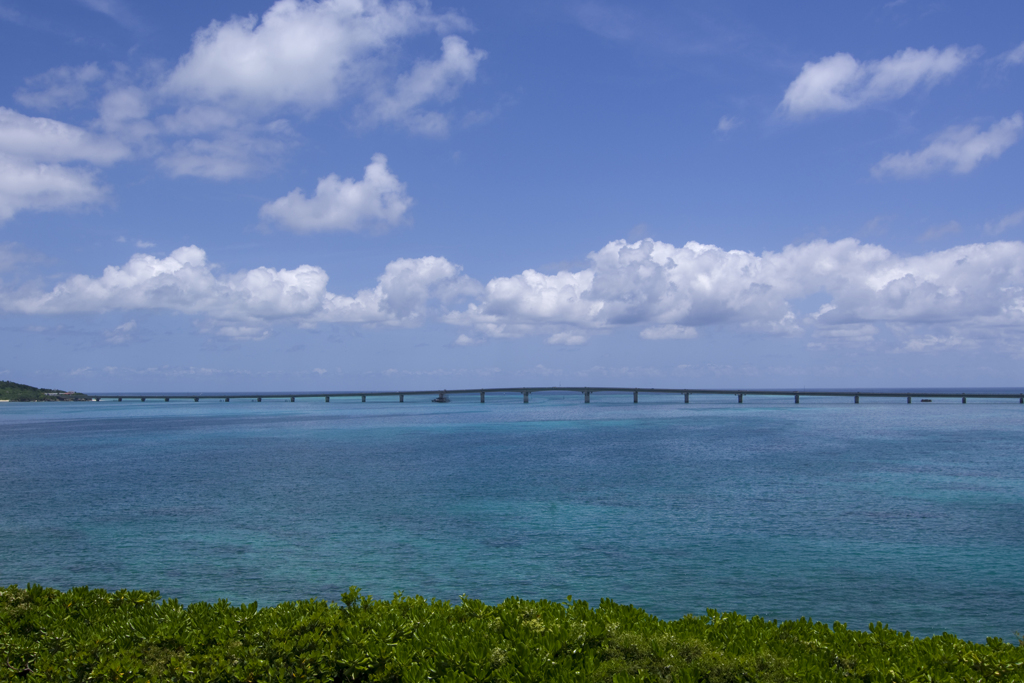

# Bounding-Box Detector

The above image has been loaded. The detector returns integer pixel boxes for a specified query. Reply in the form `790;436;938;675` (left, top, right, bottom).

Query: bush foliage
0;585;1020;682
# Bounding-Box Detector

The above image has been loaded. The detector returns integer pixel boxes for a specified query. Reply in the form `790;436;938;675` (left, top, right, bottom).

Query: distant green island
0;585;1020;682
0;380;90;402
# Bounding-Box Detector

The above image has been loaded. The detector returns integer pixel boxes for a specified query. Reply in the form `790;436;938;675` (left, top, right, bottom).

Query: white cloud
0;107;129;165
0;155;106;222
214;325;269;340
135;240;155;248
873;113;1022;177
0;107;130;221
319;255;480;325
260;154;411;232
105;319;136;344
640;324;697;340
157;131;287;180
161;0;468;112
900;332;973;352
367;35;486;135
1002;42;1024;66
781;46;975;116
3;245;478;335
716;116;738;132
11;0;485;183
15;64;104;110
97;87;157;145
6;245;332;320
812;323;878;343
148;0;481;176
447;238;1024;342
547;331;587;345
7;238;1024;350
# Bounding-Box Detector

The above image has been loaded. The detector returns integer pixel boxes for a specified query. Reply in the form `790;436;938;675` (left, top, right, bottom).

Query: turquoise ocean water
1;392;1022;643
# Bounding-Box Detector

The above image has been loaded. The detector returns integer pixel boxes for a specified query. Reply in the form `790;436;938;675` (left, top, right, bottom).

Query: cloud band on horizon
4;236;1023;350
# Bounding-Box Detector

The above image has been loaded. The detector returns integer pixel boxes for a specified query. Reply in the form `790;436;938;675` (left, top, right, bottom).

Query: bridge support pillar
794;394;799;404
225;397;229;402
907;396;912;404
584;391;590;404
257;397;261;402
118;397;122;402
361;395;366;403
855;395;859;404
290;397;295;402
399;394;404;403
523;392;529;404
738;394;743;404
141;397;145;402
325;396;329;402
480;391;485;403
962;396;966;404
633;390;638;403
1020;395;1023;404
165;397;169;402
684;393;689;403
195;398;199;402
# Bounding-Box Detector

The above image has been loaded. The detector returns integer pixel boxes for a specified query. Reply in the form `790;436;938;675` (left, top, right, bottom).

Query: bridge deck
84;387;1024;403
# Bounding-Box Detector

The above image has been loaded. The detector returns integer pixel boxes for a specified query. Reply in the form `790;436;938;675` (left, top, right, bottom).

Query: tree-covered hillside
0;380;89;401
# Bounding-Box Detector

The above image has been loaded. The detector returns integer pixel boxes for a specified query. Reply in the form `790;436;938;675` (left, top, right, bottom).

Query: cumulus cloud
781;46;975;116
873;113;1023;177
150;0;482;174
319;255;480;325
446;238;1024;343
6;0;485;184
4;246;330;321
260;154;411;231
6;238;1024;349
2;245;478;336
162;0;468;111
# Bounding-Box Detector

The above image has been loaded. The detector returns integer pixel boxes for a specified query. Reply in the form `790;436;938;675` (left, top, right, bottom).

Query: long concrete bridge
85;387;1024;404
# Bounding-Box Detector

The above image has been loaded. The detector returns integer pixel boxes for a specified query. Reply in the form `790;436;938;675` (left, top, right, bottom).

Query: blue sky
1;0;1022;391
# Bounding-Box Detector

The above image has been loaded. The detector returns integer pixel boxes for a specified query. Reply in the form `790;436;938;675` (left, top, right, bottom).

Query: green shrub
0;585;1020;681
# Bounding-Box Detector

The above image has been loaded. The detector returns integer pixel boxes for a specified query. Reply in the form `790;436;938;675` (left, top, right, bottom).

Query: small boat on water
432;393;450;403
